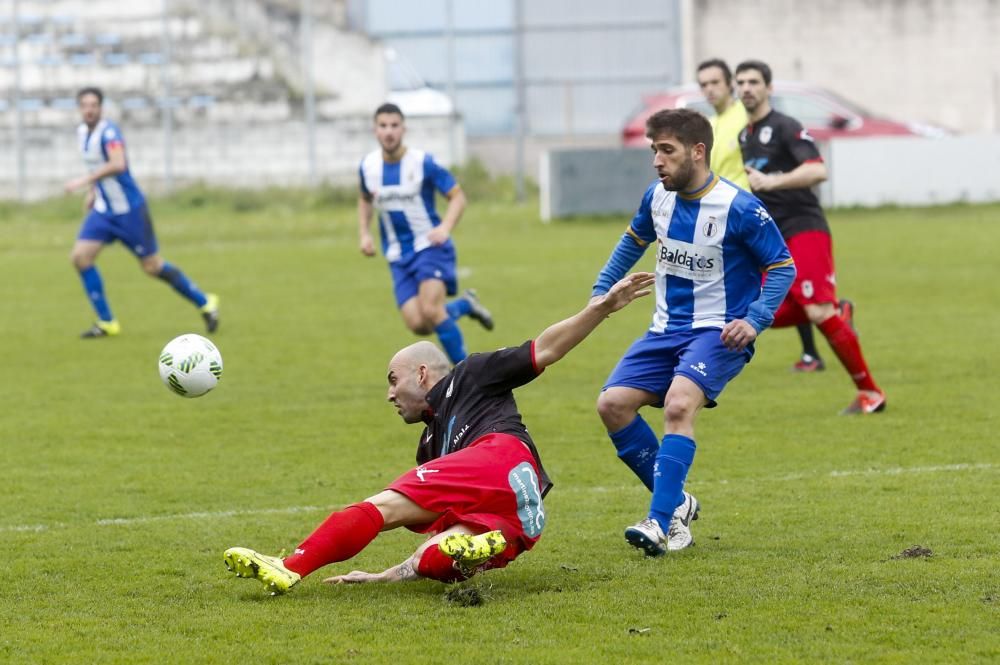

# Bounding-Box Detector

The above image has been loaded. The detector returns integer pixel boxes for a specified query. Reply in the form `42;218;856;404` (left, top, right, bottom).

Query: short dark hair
374;102;404;120
76;86;104;105
645;108;714;160
735;60;772;85
697;58;732;86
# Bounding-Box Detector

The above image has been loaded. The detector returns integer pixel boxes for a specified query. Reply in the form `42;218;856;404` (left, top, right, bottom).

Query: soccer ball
158;334;223;398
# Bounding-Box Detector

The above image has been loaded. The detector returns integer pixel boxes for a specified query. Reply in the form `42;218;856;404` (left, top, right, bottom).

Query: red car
622;81;947;146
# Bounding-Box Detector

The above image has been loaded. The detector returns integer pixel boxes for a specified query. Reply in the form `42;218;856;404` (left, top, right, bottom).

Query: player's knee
597;391;635;431
140;258;163;276
804;302;836;324
663;394;698;425
70;252;91;271
406;320;434;335
418;303;445;329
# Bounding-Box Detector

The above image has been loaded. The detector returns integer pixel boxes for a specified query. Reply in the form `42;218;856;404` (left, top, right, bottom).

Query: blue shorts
77;205;158;258
389;244;458;308
603;328;754;407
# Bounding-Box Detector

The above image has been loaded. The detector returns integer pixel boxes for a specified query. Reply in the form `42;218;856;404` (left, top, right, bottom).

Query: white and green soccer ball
158;334;223;398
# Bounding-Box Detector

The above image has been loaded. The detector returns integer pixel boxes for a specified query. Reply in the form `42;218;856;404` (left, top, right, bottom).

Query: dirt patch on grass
891;545;933;560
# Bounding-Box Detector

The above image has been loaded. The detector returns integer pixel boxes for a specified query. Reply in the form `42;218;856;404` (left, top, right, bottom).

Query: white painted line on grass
1;462;994;534
95;504;332;527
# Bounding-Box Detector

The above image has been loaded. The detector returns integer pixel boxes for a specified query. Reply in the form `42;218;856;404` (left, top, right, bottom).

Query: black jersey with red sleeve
416;340;552;496
739;109;830;239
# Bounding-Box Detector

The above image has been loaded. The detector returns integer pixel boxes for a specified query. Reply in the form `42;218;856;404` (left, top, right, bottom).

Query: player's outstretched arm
533;272;655;370
323;555;420;585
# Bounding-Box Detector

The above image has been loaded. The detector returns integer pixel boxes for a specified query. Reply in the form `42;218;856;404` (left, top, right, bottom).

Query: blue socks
649;434;696;527
157;261;207;308
435;318;466;363
609;415;660;491
446;297;472;320
79;266;113;321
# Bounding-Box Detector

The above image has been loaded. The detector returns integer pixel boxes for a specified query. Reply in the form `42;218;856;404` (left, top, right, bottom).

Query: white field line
2;462;994;534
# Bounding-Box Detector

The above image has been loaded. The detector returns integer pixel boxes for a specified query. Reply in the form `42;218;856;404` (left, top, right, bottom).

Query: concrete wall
541;136;1000;219
822;134;1000;207
0;115;464;200
686;0;1000;134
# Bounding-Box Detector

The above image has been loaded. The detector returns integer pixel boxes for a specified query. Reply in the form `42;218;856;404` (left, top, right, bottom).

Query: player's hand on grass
323;570;384;584
720;319;758;351
359;234;376;257
600;272;656;313
427;226;450;246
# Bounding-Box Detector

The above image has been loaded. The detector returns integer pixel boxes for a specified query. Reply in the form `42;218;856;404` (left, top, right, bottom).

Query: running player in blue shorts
358;103;493;364
64;87;219;338
591;108;795;557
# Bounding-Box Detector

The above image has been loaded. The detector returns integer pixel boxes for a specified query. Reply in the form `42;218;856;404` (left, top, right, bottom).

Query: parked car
622;81;947;146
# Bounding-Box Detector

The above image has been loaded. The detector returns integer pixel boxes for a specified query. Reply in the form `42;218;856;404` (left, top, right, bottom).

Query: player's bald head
391;341;450;377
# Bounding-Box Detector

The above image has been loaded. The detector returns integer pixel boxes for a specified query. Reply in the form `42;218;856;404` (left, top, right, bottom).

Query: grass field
1;190;997;664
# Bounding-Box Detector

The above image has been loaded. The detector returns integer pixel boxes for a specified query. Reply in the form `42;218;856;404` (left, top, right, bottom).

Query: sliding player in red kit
223;273;655;594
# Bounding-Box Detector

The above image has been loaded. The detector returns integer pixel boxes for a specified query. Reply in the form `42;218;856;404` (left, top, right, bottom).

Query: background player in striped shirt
736;60;885;414
592;108;795;557
65;87;219;338
358;103;493;364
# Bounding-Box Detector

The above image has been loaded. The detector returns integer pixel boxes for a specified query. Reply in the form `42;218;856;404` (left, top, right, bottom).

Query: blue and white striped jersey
630;175;792;333
359;148;457;263
77;119;145;215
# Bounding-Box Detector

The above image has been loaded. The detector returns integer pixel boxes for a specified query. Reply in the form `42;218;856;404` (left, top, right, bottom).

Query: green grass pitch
1;191;997;663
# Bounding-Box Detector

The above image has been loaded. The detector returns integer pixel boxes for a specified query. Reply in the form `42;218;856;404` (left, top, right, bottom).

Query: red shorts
784;230;837;305
387;433;546;570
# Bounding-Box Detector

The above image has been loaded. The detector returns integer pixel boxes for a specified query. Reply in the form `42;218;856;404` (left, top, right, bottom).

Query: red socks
817;315;879;392
282;502;385;577
416;546;467;583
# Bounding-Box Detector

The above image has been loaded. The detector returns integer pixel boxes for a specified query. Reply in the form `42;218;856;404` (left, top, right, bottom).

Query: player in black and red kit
735;60;886;414
223;272;656;594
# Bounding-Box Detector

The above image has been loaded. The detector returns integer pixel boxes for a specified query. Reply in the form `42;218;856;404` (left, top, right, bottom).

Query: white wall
821;135;1000;207
688;0;1000;134
0;115;464;200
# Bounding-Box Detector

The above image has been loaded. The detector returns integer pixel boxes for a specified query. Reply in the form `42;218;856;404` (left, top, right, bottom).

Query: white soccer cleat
666;491;700;551
624;517;667;557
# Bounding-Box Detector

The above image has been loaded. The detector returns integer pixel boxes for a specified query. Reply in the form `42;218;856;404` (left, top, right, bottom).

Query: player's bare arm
534;272;655;369
323;554;421;584
746;161;827;192
358;193;376;256
64;144;127;193
427;185;466;246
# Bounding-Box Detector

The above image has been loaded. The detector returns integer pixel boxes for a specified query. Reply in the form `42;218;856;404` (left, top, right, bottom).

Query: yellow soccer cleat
201;293;220;334
223;547;301;595
439;530;508;569
80;319;121;338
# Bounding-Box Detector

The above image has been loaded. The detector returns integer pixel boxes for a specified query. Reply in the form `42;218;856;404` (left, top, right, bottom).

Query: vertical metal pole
444;0;456;166
301;0;317;186
513;0;526;202
13;0;25;201
161;0;174;192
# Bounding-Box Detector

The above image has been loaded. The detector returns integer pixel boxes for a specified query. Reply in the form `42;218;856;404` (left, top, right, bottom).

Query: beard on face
662;154;695;191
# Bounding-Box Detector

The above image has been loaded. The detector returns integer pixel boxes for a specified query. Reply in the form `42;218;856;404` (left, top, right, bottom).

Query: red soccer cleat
792;353;826;372
841;389;886;415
